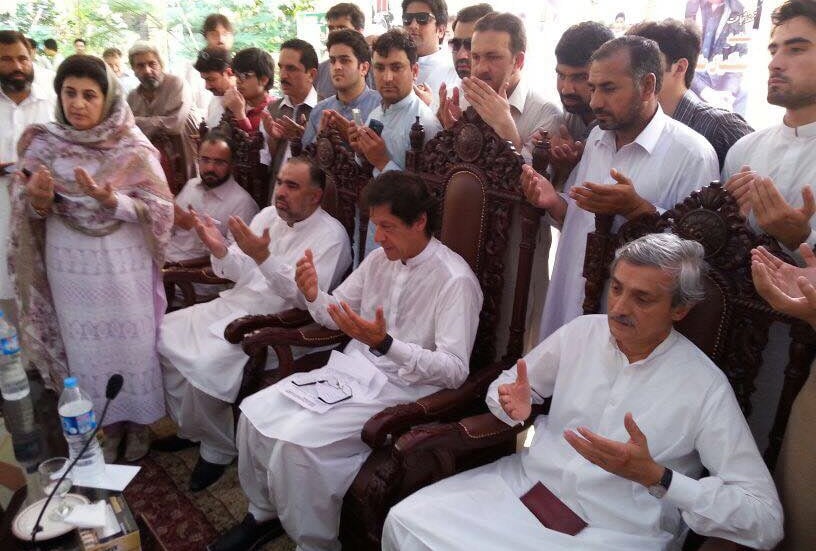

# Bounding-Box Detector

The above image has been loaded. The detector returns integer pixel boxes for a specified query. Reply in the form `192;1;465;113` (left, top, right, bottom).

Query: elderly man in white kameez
525;36;719;344
384;233;783;551
156;156;351;492
208;171;483;551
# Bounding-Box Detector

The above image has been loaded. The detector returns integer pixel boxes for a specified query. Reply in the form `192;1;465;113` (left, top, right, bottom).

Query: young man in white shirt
0;30;55;323
402;0;453;107
384;233;783;551
525;36;719;342
208;170;483;551
156;156;351;492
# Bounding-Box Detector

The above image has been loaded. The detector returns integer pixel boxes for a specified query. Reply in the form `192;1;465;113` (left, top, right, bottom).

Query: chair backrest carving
205;114;269;207
582;182;816;467
151;129;188;195
410;108;537;370
306;127;373;261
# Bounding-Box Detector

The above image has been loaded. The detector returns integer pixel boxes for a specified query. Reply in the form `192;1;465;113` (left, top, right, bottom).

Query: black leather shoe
151;435;197;453
206;514;284;551
189;457;227;492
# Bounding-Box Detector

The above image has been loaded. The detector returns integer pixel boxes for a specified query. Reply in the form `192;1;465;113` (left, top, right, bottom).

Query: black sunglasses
402;12;436;26
448;38;472;52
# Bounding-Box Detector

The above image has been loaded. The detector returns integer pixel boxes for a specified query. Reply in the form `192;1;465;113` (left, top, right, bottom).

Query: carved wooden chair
390;182;816;551
222;124;370;405
224;108;545;550
151;129;189;196
162;118;270;311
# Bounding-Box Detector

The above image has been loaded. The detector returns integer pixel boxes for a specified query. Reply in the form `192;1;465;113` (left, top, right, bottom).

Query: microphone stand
30;375;122;544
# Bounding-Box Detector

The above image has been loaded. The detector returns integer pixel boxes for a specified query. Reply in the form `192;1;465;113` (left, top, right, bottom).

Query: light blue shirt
362;91;443;257
302;86;381;146
366;90;442;176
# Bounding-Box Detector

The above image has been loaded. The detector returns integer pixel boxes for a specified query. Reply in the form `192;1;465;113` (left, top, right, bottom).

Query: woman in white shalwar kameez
8;55;173;461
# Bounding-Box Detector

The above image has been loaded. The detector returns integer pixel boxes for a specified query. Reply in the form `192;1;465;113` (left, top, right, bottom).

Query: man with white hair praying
127;41;200;181
383;233;783;551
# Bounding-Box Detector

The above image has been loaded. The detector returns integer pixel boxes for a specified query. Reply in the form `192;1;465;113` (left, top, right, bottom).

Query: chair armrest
393;412;526;460
162;265;231;285
164;256;211;269
361;364;506;448
224;309;314;344
241;322;349;357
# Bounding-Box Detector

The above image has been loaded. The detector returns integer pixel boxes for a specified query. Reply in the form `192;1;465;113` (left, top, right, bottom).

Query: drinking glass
38;457;74;521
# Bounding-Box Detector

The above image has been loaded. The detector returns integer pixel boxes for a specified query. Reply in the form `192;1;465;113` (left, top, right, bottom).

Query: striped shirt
672;90;754;169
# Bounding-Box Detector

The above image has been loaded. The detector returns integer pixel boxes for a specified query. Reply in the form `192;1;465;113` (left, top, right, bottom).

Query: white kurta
158;206;351;403
722;121;816;250
1;86;55;299
538;109;719;341
166;176;258;263
721;121;816;452
384;315;784;551
238;238;483;551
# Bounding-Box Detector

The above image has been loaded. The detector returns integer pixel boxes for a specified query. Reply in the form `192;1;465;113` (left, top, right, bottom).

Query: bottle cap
64;377;78;389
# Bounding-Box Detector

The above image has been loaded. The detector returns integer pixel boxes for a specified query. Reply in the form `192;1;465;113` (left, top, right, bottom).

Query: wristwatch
369;334;393;357
648;467;673;499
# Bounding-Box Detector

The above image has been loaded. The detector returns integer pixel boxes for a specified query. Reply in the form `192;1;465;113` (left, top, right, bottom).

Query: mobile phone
368;119;384;136
1;163;30;177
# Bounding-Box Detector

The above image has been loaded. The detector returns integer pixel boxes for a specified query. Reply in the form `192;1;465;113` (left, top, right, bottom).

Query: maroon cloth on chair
520;482;588;536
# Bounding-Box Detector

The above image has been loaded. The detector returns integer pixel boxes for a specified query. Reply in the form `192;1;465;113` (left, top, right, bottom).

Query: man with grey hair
127;41;200;181
384;232;783;551
524;35;719;343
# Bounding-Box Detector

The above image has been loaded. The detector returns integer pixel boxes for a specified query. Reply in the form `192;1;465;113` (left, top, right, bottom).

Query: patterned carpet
124;418;295;551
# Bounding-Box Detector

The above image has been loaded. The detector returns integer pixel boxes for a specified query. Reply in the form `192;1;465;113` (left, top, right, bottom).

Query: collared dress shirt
672;89;753;169
539;108;719;341
260;88;319;177
166;176;259;263
365;90;442;176
383;315;783;551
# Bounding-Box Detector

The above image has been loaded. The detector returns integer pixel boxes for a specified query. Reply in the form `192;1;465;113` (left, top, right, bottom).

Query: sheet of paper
72;464;141;492
280;382;333;413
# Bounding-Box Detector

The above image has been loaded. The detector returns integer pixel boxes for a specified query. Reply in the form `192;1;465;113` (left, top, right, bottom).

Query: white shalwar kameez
538;109;719;341
721;121;816;451
238;238;483;551
157;206;351;464
383;315;784;551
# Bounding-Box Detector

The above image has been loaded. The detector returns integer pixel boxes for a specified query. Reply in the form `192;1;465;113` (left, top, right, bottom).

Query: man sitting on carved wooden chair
155;155;351;492
383;233;783;551
208;171;483;551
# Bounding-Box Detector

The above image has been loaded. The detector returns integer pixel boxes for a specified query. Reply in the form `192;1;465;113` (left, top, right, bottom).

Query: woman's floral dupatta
8;95;173;390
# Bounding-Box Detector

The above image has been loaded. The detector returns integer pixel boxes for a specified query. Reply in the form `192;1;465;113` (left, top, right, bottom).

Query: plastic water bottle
0;309;30;401
58;377;105;477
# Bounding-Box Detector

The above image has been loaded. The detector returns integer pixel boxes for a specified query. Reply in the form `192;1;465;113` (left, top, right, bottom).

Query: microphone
30;373;124;543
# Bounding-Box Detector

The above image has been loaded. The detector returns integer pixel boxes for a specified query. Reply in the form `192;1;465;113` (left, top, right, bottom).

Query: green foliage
2;0;315;60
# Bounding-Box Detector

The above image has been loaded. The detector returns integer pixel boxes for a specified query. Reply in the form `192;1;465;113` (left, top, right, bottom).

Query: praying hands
564;412;665;488
24;166;55;214
192;209;228;258
436;83;463;130
752;244;816;328
461;76;520;148
570;169;656;220
229;216;271;264
75;167;118;209
327;302;387;348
